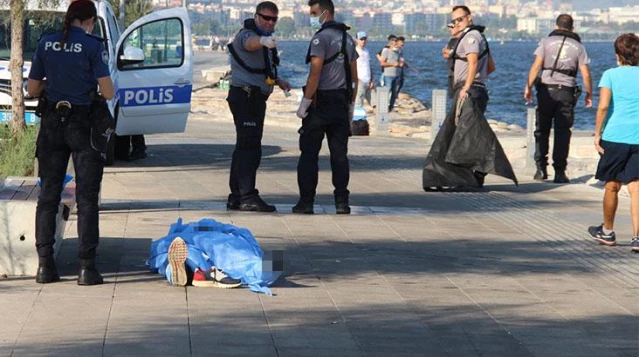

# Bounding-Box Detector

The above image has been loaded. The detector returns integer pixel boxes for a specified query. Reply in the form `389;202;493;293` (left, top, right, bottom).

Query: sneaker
167;237;188;286
192;267;241;288
588;224;617;246
631;237;639;253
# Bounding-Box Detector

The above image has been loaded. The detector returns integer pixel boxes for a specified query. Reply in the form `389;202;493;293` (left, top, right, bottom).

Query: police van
0;0;193;164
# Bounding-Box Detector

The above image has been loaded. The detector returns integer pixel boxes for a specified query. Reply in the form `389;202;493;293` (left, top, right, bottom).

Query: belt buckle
56;100;71;110
55;100;72;122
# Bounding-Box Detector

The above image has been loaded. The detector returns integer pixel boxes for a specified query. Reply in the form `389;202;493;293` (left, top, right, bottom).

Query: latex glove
259;36;277;49
296;97;313;119
348;103;355;121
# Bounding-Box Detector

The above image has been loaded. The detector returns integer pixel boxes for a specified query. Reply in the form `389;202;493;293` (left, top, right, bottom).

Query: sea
276;41;617;130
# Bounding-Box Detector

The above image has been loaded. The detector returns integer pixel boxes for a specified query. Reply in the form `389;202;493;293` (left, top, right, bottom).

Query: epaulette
85;33;107;42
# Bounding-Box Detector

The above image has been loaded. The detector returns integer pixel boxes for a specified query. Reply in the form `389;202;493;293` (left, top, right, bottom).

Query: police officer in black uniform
226;1;291;212
294;0;358;214
27;0;114;285
524;14;592;183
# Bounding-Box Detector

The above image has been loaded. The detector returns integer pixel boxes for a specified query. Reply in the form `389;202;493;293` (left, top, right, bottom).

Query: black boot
36;256;60;284
553;171;570;184
78;258;104;286
292;199;314;214
239;196;276;212
533;165;548;181
335;197;351;215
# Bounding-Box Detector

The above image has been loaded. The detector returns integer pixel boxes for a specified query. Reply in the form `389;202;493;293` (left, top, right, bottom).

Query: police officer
294;0;358;214
226;1;291;212
27;0;114;285
524;14;592;183
447;5;496;187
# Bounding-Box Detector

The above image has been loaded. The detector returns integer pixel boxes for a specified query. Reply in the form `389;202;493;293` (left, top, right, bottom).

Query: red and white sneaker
192;267;241;289
167;237;188;286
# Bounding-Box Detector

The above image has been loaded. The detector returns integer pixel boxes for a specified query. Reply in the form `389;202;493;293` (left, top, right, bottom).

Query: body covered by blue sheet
148;218;282;295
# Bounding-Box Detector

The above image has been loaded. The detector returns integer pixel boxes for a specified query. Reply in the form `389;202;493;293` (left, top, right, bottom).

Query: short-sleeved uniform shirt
453;29;489;85
381;47;400;77
308;21;358;91
29;26;110;105
534;35;590;87
599;66;639;145
229;27;275;95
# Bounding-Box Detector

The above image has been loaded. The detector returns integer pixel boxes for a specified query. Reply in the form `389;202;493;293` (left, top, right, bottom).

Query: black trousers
227;86;267;202
35;108;104;260
534;84;576;171
297;89;350;203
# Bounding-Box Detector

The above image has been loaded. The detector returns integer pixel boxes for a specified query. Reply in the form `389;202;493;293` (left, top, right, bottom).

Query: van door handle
174;79;191;86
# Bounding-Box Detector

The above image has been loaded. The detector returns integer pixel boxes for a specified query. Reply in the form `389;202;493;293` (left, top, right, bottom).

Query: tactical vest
227;19;280;83
542;29;581;78
448;25;490;73
305;22;353;101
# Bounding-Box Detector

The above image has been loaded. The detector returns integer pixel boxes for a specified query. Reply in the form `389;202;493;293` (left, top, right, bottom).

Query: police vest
227;19;279;82
542;29;581;78
305;22;353;101
448;25;490;73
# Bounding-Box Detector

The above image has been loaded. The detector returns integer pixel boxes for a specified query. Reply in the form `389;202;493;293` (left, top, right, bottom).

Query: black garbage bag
422;89;518;190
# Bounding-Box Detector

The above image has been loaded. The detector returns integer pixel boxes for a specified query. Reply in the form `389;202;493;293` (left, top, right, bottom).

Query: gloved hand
296;97;313;119
348;103;354;122
259;36;277;49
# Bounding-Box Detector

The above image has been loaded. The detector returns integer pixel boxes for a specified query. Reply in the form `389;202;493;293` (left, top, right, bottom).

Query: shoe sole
168;237;188;286
239;205;277;212
592;237;617;247
192;280;242;289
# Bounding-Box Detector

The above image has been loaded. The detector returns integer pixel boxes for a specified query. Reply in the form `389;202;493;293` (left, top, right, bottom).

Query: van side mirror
119;47;145;66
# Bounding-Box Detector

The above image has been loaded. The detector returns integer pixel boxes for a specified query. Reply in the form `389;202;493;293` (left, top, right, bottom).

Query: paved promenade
1;112;638;357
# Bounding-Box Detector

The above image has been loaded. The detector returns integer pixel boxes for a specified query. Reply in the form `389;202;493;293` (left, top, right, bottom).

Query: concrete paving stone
276;347;364;357
9;342;104;357
270;326;359;349
192;344;278;357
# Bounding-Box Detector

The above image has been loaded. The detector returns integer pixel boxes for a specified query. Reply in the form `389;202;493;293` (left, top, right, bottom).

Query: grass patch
0;125;37;176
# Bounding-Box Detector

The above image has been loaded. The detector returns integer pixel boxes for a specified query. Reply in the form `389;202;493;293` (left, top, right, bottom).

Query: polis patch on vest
45;42;83;53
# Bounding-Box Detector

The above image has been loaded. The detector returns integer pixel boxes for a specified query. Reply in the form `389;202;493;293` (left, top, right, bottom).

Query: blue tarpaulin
148;218;282;295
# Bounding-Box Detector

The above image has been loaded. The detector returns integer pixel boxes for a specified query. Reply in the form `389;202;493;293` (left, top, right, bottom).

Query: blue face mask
310;10;326;28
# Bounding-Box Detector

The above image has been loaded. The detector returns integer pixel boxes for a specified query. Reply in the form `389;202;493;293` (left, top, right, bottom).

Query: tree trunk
10;0;25;135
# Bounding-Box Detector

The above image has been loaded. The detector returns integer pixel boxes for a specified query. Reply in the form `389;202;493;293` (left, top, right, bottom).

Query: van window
106;13;120;46
119;18;184;70
0;11;105;61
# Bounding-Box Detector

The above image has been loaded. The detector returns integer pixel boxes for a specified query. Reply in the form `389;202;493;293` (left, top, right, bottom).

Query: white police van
0;0;193;163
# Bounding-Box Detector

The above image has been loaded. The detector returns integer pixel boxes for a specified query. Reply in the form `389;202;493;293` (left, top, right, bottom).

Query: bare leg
603;180;622;231
627;180;639;236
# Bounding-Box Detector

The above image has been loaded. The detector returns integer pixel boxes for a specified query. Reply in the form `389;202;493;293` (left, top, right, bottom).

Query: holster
35;96;49;117
574;85;582;101
89;97;115;162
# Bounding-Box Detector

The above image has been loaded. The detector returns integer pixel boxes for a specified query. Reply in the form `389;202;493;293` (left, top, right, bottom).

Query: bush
0;125;37;176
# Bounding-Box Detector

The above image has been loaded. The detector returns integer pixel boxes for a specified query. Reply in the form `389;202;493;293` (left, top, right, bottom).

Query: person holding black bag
524;14;592;183
27;0;114;285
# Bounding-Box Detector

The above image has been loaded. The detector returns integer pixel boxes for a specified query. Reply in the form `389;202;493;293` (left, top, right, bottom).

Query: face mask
310;10;326;28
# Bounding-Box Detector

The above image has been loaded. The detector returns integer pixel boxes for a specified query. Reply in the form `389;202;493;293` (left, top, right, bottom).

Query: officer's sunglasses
448;14;468;27
257;13;278;23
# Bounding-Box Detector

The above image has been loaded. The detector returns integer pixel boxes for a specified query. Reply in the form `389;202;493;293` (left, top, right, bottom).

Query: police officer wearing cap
27;0;114;285
294;0;358;215
226;1;291;212
524;14;592;183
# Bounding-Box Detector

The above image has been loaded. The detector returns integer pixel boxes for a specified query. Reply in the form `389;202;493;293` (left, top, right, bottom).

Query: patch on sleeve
467;37;475;44
312;38;320;46
101;50;109;65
